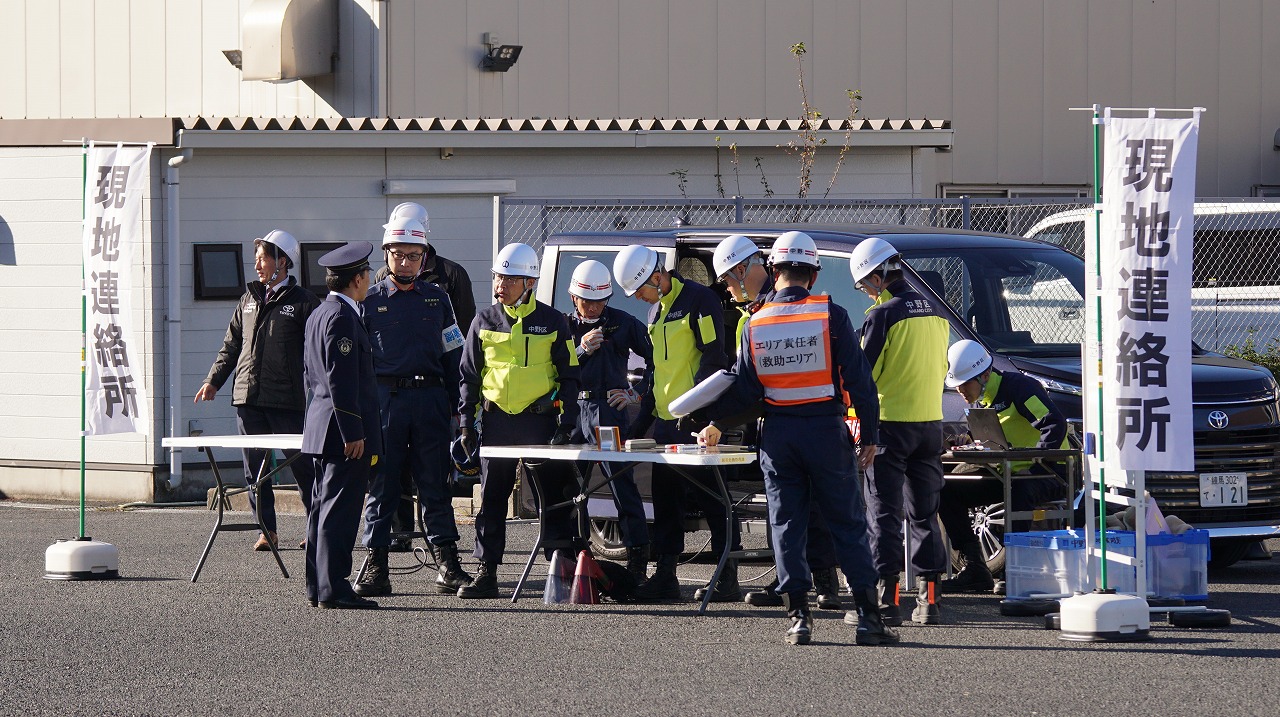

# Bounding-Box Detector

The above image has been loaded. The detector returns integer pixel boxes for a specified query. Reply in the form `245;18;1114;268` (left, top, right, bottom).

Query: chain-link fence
500;197;1280;352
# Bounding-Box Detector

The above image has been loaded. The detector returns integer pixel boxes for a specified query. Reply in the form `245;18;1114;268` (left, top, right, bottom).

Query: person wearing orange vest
702;232;897;646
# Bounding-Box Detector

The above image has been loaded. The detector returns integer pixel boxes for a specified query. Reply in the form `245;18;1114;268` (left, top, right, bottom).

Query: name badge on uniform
442;323;465;351
377;305;389;312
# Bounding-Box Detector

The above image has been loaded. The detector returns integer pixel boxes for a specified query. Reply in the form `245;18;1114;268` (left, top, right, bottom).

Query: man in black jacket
197;230;320;551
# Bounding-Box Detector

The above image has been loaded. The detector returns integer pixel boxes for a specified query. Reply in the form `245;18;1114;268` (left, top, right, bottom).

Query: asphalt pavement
2;501;1279;716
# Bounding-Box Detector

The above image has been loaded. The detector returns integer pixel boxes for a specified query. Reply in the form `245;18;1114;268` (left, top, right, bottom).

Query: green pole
1091;107;1108;589
79;140;88;538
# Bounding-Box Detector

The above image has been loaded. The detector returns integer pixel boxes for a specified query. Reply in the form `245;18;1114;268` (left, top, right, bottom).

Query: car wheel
947;502;1007;575
588;518;629;560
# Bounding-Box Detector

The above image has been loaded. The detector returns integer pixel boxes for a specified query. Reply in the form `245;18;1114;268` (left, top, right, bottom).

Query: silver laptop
965;407;1011;449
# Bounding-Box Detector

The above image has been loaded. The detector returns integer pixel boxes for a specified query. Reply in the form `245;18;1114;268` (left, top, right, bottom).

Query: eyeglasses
388;250;424;262
492;274;527;285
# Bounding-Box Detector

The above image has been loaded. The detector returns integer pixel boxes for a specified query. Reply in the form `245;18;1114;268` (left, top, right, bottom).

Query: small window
193;244;245;300
301;242;345;297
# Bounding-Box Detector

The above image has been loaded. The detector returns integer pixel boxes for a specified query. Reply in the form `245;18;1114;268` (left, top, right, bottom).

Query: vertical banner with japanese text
83;142;151;435
1091;114;1197;473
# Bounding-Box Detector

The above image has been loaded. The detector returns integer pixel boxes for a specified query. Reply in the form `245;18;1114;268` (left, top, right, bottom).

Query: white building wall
0;147;162;469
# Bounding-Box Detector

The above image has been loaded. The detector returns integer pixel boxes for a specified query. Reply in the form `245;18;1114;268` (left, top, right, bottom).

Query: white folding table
162;434;304;582
479;444;756;615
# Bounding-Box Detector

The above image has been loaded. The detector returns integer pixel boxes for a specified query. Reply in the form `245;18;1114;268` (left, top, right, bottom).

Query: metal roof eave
176;127;953;150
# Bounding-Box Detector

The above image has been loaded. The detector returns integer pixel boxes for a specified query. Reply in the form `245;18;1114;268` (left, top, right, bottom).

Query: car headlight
1025;371;1083;397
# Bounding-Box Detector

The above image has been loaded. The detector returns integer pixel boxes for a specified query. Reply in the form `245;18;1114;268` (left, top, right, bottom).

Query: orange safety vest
749;295;835;406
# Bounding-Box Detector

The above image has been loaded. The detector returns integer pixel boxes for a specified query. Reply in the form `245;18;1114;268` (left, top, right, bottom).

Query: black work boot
941;543;995;594
845;588;901;645
876;574;903;627
457;561;500;599
431;542;474;594
744;576;784;607
813;568;843;610
912;573;943;624
353;547;392;597
633;553;681;602
625;545;650;582
694;560;743;602
782;592;814;645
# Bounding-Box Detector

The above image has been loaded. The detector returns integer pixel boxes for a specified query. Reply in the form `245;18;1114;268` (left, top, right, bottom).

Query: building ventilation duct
241;0;336;82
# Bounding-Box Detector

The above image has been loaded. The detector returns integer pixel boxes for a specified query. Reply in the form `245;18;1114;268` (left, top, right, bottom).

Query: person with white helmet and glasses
350;217;473;599
849;236;951;626
613;244;742;603
196;230;320;552
456;243;582;599
940;339;1070;593
563;259;654;580
699;231;896;645
374;202;477;551
713;233;845;611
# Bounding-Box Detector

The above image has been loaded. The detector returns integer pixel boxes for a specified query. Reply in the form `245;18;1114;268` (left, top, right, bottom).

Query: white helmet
613;245;660;297
568;260;614;301
712;234;761;278
849;236;900;285
254;229;300;270
381;216;429;248
493;242;539;278
770;231;821;268
946;339;993;388
385;202;430;233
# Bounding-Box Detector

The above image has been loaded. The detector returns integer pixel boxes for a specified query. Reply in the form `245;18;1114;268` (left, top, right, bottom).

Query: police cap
319;241;374;275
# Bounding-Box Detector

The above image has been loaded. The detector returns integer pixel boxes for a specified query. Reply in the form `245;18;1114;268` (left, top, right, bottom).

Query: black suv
537;224;1280;568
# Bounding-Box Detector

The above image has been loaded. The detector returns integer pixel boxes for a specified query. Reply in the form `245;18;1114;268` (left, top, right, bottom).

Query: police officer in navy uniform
198;230;320;552
612;245;742;603
302;241;382;610
456;243;582;599
563;259;653;580
850;237;952;626
352;217;473;599
703;231;897;645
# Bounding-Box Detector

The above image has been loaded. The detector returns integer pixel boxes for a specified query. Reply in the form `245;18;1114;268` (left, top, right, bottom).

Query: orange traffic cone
570;549;604;604
543;550;574;604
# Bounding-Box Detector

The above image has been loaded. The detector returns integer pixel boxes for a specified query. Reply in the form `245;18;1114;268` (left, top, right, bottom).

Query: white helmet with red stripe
381;216;429;248
770;231;821;269
568;260;614;301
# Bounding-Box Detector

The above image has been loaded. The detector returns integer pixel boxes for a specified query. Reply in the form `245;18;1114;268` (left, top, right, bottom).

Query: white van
1024;202;1280;351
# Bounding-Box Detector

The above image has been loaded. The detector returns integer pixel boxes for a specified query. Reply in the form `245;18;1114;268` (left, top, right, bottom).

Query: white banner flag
83;142;151;435
1087;114;1197;473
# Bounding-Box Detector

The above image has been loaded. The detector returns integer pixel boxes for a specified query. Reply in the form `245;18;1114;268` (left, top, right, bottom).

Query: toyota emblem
1208;410;1229;430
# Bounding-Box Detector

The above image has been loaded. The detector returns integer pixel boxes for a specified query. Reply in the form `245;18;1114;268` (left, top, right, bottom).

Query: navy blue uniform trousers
362;385;459;547
236;405;315;533
475;408;580;564
650;418;742;556
760;414;879;595
572;397;649;548
865;420;948;576
305;454;371;603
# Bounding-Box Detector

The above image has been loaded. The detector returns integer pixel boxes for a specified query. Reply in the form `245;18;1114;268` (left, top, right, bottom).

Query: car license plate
1200;472;1248;507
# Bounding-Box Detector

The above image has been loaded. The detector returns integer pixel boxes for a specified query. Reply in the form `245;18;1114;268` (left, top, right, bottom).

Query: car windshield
901;246;1086;358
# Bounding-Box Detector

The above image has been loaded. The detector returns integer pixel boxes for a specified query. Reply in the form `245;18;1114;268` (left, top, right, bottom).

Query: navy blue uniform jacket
303;295;383;458
363;277;463;410
710;286;881;446
567;305;653;395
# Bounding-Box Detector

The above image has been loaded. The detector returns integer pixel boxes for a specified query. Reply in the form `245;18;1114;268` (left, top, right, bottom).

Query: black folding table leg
191;452;227;583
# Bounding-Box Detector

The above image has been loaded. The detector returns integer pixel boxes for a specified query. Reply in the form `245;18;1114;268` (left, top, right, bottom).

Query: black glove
459;427;478;456
549;424;574;446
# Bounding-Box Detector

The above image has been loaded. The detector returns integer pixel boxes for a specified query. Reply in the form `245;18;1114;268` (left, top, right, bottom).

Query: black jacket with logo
204;276;321;411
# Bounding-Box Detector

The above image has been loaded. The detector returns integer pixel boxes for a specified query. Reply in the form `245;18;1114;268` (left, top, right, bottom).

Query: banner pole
79;139;88;539
1090;105;1108;589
